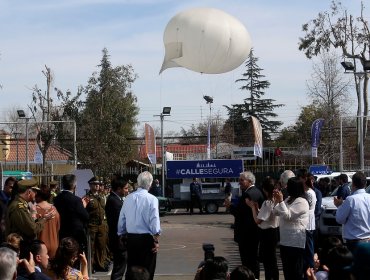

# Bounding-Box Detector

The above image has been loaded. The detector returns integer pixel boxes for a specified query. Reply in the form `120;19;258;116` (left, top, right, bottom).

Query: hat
18;178;39;192
49;180;58;186
88;177;100;185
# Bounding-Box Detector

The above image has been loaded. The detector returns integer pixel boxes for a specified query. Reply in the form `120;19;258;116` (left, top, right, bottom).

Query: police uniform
85;177;109;271
5;178;46;241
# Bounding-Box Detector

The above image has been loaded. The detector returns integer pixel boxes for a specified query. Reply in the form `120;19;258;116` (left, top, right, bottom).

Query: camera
202;243;215;261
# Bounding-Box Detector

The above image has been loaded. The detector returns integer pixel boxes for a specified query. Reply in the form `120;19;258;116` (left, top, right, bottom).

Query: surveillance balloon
160;7;252;75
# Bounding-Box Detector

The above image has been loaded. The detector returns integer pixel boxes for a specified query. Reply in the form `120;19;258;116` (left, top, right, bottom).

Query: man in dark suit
17;240;52;280
54;174;89;252
105;177;129;280
225;171;264;279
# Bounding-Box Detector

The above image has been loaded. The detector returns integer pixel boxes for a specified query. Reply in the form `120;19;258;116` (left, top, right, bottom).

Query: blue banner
311;118;325;157
166;160;244;179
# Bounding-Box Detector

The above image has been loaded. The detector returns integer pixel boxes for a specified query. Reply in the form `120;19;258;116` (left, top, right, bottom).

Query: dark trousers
304;230;315;269
190;195;203;214
111;248;127;280
125;234;157;280
238;233;260;279
259;228;279;280
280;245;305;280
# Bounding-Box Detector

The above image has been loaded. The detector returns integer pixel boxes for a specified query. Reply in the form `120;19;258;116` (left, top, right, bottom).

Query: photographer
194;244;229;280
194;256;229;280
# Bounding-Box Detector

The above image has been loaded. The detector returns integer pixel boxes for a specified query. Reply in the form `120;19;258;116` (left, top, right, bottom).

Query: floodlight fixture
17;110;26;118
364;60;370;71
203;95;214;104
341;61;355;71
162;107;171;115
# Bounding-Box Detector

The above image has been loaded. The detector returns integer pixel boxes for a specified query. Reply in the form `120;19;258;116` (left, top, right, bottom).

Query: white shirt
336;189;370;241
306;188;317;231
117;188;161;236
273;197;309;248
257;200;279;229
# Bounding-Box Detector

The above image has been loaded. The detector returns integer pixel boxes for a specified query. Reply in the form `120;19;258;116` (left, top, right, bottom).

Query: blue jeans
305;230;315;268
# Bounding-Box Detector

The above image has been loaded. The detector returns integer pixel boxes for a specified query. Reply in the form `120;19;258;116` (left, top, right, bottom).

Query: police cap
88;176;100;185
18;178;39;192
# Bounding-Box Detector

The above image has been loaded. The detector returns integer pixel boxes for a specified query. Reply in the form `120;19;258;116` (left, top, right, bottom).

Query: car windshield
329;186;339;197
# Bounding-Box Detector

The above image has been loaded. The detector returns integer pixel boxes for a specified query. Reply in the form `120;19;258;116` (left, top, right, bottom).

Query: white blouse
257;200;279;229
306;188;317;231
273;197;309;248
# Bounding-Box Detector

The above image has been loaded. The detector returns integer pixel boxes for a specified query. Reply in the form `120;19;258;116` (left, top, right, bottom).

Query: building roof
4;138;71;163
139;143;210;159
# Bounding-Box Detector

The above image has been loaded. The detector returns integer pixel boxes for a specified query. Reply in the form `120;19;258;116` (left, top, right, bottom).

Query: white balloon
160;7;252;74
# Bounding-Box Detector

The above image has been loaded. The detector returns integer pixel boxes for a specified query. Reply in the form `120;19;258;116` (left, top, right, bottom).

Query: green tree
29;66;82;175
224;49;283;145
276;104;324;147
77;48;139;175
180;111;225;145
298;1;370;165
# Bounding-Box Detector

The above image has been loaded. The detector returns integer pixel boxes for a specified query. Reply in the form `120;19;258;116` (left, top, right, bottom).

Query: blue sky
0;0;365;134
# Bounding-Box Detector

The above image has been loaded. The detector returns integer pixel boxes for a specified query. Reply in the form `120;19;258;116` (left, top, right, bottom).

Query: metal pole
357;74;364;171
339;116;343;172
73;121;77;169
26;118;29;172
16;135;19;169
161;114;165;197
207;104;211;159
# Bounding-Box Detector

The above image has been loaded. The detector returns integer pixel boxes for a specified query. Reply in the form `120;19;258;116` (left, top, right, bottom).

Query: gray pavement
92;209;284;279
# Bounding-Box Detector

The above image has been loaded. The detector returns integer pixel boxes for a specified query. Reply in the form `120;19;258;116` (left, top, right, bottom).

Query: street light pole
160;113;165;196
203;96;213;160
339;116;343;172
13;131;21;169
357;73;365;171
341;62;369;171
155;107;171;197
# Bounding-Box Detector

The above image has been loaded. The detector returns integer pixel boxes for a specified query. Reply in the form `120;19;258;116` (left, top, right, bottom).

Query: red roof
4;138;71;162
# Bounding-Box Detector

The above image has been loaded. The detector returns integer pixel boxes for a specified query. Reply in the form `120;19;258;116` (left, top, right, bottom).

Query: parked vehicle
167;181;239;214
319;187;342;236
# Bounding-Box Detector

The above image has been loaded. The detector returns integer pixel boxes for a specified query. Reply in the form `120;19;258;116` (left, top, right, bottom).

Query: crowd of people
1;167;370;280
0;171;161;280
224;169;370;280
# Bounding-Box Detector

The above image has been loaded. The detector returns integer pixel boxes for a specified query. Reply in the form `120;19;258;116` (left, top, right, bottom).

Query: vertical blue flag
311;118;325;158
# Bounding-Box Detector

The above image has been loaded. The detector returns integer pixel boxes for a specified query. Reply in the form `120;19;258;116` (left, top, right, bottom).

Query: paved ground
92;209;284;279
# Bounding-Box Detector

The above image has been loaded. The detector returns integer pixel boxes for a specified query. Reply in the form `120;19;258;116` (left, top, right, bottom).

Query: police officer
85;176;109;272
5;178;54;241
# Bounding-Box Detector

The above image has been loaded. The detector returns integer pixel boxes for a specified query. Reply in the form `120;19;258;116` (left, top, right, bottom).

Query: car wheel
205;202;218;214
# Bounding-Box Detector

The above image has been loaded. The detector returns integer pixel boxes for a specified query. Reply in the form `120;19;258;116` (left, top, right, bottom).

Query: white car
319;187;342;236
319;182;370;236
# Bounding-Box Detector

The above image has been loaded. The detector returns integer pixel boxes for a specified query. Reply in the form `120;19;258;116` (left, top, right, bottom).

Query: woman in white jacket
273;177;309;280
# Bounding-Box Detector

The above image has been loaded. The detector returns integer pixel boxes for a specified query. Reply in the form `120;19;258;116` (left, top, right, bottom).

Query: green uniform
5;195;45;240
86;191;108;270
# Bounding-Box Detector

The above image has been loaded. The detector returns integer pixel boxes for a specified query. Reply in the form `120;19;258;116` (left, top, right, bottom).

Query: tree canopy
299;1;370;165
77;48;139;175
224;49;283;145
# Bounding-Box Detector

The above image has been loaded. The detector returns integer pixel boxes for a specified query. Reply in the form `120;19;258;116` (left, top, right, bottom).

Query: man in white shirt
335;171;370;253
117;171;161;280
